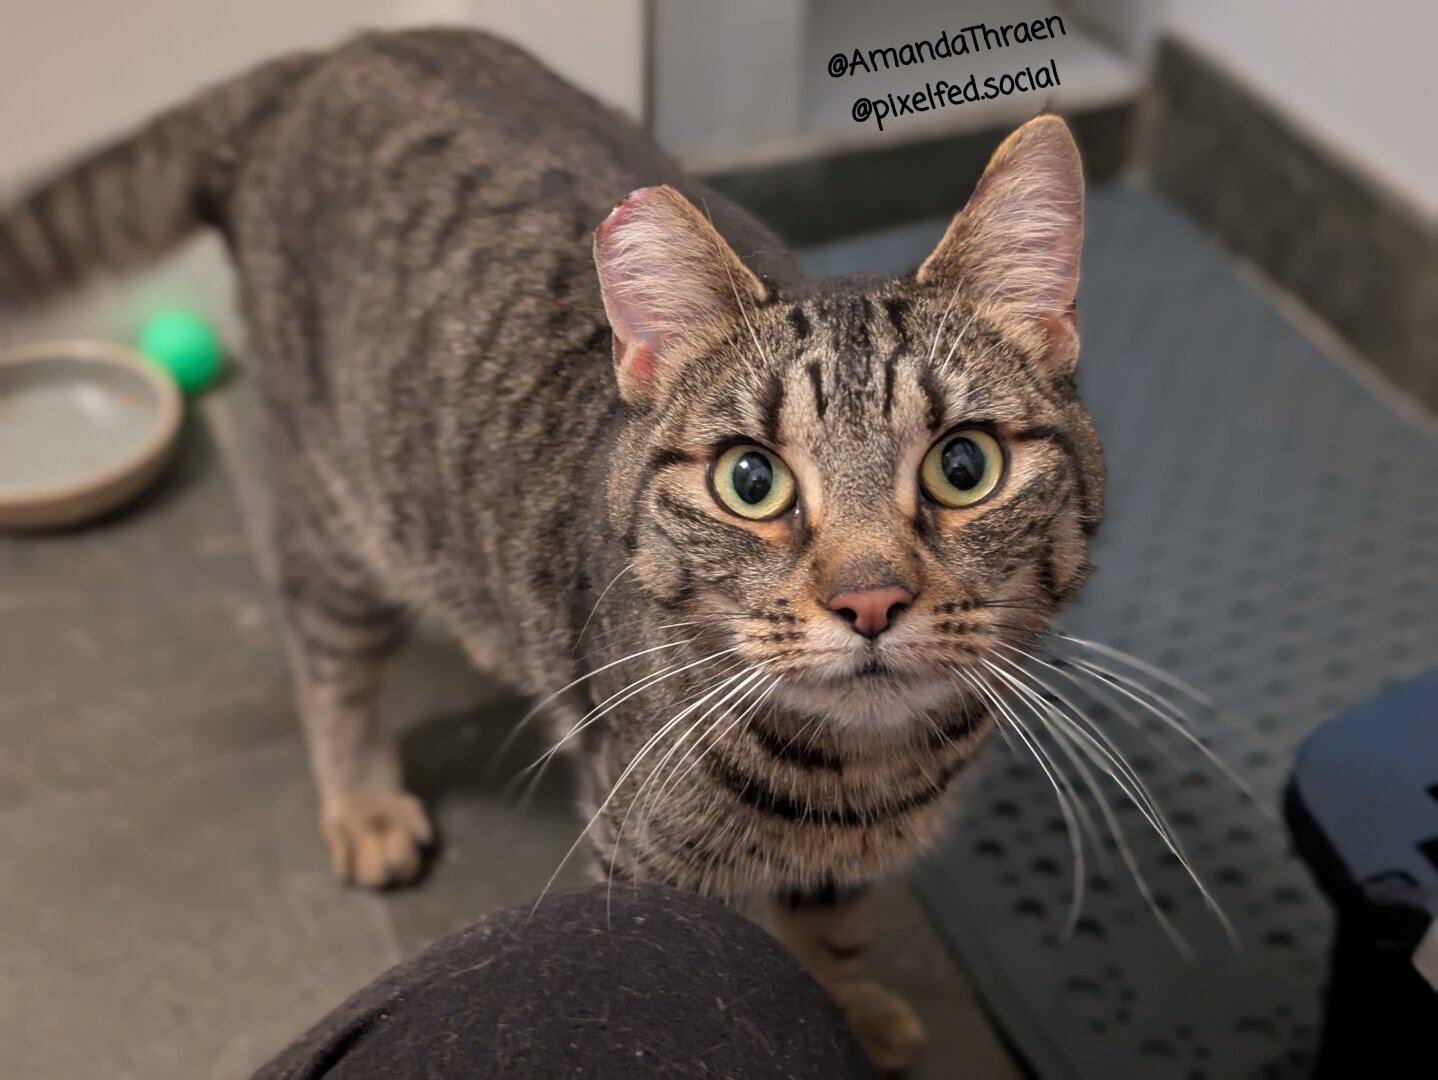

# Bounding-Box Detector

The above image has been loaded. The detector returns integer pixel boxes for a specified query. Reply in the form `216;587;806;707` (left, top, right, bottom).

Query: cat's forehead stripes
758;372;785;444
778;292;910;425
672;292;1059;471
787;304;811;341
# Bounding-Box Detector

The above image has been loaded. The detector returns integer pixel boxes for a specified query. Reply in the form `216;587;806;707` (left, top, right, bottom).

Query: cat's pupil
941;437;985;490
732;451;774;504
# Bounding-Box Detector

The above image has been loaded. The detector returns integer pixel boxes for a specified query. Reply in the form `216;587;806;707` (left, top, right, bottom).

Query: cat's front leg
272;515;432;888
286;643;432;888
769;884;924;1073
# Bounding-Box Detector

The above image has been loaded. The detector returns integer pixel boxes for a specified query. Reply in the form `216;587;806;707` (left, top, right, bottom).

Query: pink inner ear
922;117;1084;323
593;182;764;399
620;339;658;388
593;192;674;358
593;193;677;398
970;162;1082;313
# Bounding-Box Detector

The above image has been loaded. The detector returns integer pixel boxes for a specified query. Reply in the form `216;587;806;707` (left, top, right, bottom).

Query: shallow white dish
0;340;182;530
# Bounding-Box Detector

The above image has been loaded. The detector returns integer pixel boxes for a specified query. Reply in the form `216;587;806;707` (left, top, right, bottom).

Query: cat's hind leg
769;885;924;1073
273;511;432;888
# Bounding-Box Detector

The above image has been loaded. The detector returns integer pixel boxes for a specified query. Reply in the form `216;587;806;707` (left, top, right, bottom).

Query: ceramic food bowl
0;340;182;530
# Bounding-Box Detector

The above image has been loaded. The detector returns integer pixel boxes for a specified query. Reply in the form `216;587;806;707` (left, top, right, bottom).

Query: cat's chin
771;670;974;736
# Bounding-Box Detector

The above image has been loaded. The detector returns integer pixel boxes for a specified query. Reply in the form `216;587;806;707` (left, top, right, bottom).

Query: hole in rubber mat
1074;915;1105;938
1063;975;1104;997
974;837;1004;858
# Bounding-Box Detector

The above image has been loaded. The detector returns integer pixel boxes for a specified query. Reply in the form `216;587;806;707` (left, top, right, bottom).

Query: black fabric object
253;883;873;1079
1285;669;1438;1080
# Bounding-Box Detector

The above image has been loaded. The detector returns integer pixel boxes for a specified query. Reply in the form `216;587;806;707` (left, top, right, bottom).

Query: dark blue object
1286;668;1438;1079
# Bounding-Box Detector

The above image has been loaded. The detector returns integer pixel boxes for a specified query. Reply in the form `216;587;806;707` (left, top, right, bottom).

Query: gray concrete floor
1;315;1019;1078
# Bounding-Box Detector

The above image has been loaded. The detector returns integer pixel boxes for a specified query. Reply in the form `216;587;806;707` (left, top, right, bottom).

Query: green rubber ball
138;309;224;395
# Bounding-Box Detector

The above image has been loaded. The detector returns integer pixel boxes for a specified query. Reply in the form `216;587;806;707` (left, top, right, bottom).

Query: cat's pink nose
827;586;913;639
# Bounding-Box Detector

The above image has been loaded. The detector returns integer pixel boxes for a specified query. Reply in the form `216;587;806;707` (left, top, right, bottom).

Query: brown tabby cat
0;29;1102;1069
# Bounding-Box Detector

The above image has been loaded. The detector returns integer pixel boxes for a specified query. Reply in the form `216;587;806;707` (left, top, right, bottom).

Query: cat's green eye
712;444;796;521
920;429;1004;508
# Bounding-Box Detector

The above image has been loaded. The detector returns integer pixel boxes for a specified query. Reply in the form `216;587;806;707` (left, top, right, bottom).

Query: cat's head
593;116;1104;732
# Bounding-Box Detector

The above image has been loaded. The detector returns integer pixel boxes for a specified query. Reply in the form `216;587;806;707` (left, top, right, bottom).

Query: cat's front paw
322;789;433;889
838;979;925;1074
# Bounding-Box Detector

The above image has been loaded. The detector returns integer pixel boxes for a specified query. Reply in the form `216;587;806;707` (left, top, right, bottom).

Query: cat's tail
0;51;318;308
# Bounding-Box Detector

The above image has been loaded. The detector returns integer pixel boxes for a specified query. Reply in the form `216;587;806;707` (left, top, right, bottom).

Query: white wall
0;0;643;182
0;0;643;346
473;0;644;122
0;2;371;179
1073;0;1437;215
652;0;807;163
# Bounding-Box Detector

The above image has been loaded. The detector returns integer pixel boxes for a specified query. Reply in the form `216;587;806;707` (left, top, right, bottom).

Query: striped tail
0;51;317;307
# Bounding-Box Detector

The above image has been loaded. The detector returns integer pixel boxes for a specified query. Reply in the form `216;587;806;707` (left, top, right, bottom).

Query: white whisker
987;657;1205;954
621;665;770;849
646;671;782;824
997;665;1195;956
1004;643;1187;792
634;666;771;829
994;652;1241;952
954;664;1087;936
574;613;742;659
609;667;782;914
606;665;774;917
974;662;1108;871
509;645;743;805
533;665;756;919
701;197;772;377
573;563;632;652
1052;651;1270;820
1051;631;1214;709
489;635;706;775
938;308;982;376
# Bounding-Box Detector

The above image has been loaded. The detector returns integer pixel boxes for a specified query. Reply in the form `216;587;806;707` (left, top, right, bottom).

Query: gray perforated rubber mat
800;188;1438;1080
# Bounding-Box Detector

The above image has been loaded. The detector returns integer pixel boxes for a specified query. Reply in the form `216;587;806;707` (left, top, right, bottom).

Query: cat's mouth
817;650;923;688
774;656;974;732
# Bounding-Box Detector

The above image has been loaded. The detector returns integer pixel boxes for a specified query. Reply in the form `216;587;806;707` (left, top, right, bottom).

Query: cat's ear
917;114;1084;372
594;185;767;403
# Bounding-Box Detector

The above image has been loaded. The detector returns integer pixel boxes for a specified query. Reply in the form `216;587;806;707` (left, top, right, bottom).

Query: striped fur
0;30;1103;1068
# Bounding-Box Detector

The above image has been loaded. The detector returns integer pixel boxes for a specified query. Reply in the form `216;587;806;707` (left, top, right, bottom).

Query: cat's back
228;28;683;616
232;28;663;453
234;28;788;402
235;27;678;313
